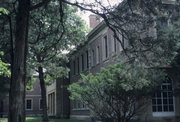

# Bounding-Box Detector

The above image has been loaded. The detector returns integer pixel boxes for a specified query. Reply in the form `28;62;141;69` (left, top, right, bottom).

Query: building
46;77;70;118
0;77;42;117
67;1;180;122
25;77;42;116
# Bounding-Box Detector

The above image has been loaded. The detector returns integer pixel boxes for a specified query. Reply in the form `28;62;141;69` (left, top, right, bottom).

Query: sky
76;0;121;26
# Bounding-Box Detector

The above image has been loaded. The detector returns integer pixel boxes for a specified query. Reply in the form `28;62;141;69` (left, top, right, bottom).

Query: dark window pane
77;58;79;73
163;105;168;111
158;106;162;111
168;92;173;97
26;100;32;109
152;106;156;112
168;85;172;90
73;61;76;75
157;92;161;97
86;51;89;68
157;99;162;104
163;99;168;104
152;99;156;104
40;99;42;109
81;55;84;71
169;99;173;104
163;92;168;98
78;102;81;108
104;36;108;58
169;105;174;111
162;85;167;90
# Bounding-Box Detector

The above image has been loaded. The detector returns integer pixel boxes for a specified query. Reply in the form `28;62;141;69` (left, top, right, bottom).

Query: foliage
62;0;180;68
0;52;10;77
27;2;88;121
0;51;10;98
28;2;87;82
0;8;9;15
168;19;180;66
68;63;165;122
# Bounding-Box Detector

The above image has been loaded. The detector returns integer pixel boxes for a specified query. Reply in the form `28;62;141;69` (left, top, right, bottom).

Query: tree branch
30;0;51;11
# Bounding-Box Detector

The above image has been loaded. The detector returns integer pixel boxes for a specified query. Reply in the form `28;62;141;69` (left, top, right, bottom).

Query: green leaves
68;62;165;120
0;51;10;77
0;8;9;15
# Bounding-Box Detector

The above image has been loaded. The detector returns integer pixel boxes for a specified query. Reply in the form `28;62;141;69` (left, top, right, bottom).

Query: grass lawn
0;117;88;122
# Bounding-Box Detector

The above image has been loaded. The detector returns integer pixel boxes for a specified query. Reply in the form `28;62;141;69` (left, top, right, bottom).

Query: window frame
96;46;100;64
77;57;80;74
39;98;42;110
86;50;89;69
81;54;84;71
26;98;33;110
104;35;108;58
73;60;76;75
152;77;175;117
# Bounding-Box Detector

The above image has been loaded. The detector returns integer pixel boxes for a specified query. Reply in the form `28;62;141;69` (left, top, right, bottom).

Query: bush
68;63;165;122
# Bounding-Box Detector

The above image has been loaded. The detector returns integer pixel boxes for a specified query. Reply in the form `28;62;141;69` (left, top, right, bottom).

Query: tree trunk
38;66;49;122
8;0;30;122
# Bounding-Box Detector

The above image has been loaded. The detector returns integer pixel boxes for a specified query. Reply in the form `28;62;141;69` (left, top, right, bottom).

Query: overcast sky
76;0;122;26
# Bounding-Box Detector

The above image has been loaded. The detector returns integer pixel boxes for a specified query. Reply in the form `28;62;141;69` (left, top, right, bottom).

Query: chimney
89;14;101;29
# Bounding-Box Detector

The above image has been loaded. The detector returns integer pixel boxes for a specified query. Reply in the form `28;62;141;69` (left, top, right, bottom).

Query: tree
0;1;53;122
0;0;178;121
68;63;165;122
28;2;87;121
0;0;87;121
62;0;180;68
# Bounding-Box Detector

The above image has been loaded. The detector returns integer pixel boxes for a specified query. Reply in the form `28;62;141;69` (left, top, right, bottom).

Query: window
39;99;42;110
104;36;108;58
81;54;84;71
26;99;32;110
86;51;89;69
92;49;95;66
77;58;80;74
48;92;55;115
73;60;76;75
118;32;123;51
96;46;100;63
152;77;174;116
113;35;117;52
72;100;88;110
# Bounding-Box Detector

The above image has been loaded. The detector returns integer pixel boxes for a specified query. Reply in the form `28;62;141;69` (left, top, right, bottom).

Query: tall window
104;36;108;58
73;60;76;75
81;54;84;71
92;49;95;66
77;58;79;74
48;92;55;115
86;51;89;69
113;35;117;52
26;99;32;110
39;99;42;110
72;100;88;110
152;77;174;115
96;46;100;64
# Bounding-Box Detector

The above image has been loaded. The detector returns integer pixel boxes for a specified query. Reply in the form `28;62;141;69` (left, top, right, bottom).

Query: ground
0;117;88;122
